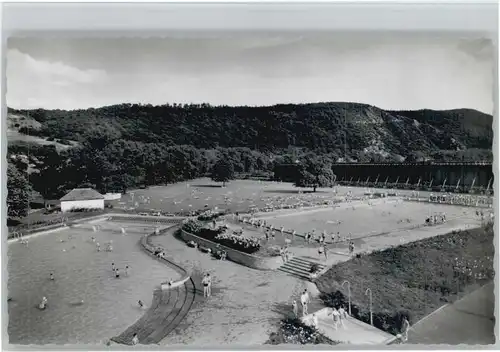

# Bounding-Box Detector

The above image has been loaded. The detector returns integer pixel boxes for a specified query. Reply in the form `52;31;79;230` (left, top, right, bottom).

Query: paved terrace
405;282;495;345
303;308;394;345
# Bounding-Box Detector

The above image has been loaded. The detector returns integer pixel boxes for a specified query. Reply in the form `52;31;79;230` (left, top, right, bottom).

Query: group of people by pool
111;262;130;278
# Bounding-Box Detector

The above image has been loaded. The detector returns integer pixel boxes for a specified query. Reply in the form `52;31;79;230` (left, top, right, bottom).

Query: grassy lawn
315;222;494;335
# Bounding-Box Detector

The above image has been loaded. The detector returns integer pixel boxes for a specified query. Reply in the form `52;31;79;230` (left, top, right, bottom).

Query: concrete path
150;227;307;347
288;218;482;269
302;308;393;345
405;282;495;345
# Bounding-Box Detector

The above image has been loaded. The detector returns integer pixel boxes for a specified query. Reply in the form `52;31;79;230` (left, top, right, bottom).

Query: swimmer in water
39;297;48;310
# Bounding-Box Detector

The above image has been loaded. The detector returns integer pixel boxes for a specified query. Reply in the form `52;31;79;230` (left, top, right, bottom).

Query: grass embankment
315;222;494;335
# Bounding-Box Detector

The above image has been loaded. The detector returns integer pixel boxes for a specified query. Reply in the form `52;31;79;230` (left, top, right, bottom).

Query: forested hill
8;102;493;161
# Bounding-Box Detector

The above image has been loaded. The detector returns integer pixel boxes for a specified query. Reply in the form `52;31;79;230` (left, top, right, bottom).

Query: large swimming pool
7;221;181;345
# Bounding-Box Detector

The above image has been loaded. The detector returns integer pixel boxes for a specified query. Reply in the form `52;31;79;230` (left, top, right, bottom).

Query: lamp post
365;288;373;326
342;280;352;316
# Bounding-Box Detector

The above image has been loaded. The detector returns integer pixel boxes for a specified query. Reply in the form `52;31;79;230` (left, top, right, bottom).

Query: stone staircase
277;256;326;280
111;279;196;345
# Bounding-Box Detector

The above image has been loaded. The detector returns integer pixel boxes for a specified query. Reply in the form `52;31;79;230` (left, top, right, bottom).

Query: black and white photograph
3;2;497;348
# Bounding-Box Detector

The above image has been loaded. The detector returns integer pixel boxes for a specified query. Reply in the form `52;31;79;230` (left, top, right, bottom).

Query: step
281;262;317;274
280;268;310;277
278;266;311;280
288;255;326;265
112;288;179;345
279;266;311;276
283;259;314;269
142;287;186;343
287;257;323;266
282;259;325;271
290;256;327;266
161;280;196;337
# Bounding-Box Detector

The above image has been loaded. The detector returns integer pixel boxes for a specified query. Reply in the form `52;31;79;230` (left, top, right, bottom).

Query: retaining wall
140;226;192;291
179;229;283;270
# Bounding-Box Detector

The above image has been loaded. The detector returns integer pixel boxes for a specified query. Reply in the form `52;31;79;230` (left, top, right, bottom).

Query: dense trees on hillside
7;164;31;218
294;154;336;192
211;157;236;187
6;102;493;219
8;102;493;159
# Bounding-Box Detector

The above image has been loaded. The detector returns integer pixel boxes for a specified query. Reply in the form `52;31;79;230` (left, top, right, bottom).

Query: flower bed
267;318;339;345
197;210;225;221
182;219;260;254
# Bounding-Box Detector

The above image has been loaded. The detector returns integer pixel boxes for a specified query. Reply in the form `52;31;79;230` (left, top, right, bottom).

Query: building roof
60;188;104;202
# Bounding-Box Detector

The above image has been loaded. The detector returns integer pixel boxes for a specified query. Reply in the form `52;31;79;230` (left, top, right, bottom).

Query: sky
6;33;495;114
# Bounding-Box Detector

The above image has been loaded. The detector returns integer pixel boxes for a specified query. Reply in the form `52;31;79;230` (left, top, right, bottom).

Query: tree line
7;102;493;219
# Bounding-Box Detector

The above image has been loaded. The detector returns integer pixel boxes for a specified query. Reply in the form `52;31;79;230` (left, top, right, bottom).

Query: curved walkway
111;222;197;346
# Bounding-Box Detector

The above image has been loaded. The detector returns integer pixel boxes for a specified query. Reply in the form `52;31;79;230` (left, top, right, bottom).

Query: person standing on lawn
338;306;347;319
318;244;325;259
207;274;212;297
202;274;210;298
312;313;319;329
349;241;355;256
131;333;139;345
292;300;298;318
337;306;346;328
279;247;286;264
402;317;410;342
284;246;290;262
300;291;309;316
330;308;340;330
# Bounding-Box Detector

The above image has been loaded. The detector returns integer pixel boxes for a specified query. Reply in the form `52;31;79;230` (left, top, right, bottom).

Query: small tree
211;158;235;187
294;155;336;192
7;163;31;219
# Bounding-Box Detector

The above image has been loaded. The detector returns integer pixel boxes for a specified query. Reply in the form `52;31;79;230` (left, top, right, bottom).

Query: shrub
310;264;319;273
182;219;260;254
197;210;225;221
265;245;282;257
267;317;339;345
69;207;103;213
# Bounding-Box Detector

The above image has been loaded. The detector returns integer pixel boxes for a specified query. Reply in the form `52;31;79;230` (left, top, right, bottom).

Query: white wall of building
61;199;105;212
104;193;122;201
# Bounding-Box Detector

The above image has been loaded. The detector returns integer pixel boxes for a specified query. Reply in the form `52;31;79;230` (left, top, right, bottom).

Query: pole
342;280;351;316
470;177;476;193
365;288;373;326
